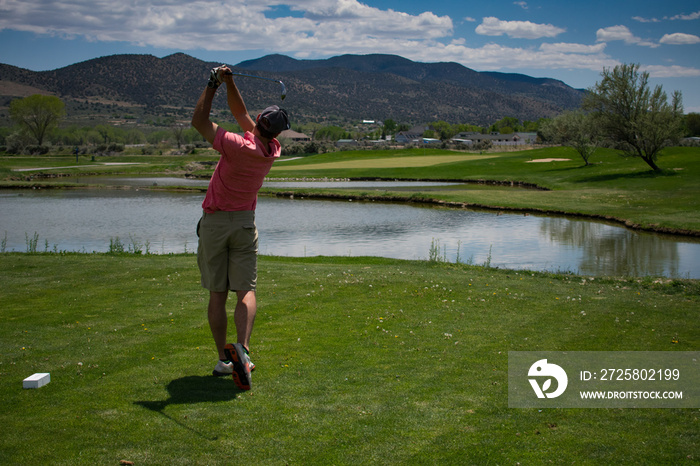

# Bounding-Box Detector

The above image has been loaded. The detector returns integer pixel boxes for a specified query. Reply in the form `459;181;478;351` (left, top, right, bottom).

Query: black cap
258;106;290;134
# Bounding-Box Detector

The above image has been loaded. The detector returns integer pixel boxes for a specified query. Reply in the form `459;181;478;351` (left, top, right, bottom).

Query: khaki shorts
197;211;258;292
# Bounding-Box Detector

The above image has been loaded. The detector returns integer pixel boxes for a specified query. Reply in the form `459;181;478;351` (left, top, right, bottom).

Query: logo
528;359;568;398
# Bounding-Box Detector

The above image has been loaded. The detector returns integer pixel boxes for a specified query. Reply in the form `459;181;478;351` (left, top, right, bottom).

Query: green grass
1;253;698;464
0;152;221;181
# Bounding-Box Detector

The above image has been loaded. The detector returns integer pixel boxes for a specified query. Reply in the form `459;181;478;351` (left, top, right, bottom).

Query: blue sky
1;0;699;112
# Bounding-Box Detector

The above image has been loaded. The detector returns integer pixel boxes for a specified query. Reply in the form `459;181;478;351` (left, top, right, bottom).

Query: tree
147;130;172;145
583;63;684;172
9;94;65;145
95;124;115;144
315;125;350;141
430;120;457;140
491;116;521;134
685;113;700;137
523;119;545;132
172;124;186;149
383;119;397;139
499;126;514;134
454;123;483;134
540;111;599;165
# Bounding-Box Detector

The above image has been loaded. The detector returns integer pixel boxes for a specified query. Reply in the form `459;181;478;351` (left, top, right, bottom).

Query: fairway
270;154;497;171
1;254;697;464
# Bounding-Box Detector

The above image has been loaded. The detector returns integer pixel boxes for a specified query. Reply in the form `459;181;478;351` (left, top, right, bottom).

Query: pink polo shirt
202;127;281;212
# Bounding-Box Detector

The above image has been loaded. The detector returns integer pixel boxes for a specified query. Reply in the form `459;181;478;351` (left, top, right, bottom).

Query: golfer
191;65;290;390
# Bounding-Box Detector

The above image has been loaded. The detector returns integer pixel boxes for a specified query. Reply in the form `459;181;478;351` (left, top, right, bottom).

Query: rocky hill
0;52;584;126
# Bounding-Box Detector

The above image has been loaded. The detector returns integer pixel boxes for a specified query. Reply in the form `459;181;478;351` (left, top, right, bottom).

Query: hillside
0;52;584;126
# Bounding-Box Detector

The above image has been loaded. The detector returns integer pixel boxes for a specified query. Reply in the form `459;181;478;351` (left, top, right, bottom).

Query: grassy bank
2;145;699;235
1;253;697;464
0;152;220;182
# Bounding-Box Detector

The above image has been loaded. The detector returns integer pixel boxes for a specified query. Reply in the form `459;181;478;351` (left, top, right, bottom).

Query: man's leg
234;290;257;350
224;290;256;390
208;290;229;360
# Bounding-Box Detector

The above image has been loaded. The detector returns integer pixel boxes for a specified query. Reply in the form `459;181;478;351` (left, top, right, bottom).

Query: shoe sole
224;343;251;391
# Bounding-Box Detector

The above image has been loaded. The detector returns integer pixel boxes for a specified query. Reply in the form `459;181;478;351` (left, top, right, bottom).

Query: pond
55;176;465;189
1;187;698;278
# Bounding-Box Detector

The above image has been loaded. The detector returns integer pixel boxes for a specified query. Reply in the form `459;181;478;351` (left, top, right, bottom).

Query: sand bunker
526;158;571;163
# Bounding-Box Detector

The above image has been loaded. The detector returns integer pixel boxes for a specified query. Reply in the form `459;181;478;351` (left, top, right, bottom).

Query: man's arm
220;67;256;133
191;86;218;145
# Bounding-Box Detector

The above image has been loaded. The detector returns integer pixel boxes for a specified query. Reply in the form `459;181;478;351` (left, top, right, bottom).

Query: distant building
279;129;311;142
395;125;428;144
451;132;537;146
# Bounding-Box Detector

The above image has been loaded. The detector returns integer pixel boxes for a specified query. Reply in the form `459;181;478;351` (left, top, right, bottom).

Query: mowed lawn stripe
270;154;497;171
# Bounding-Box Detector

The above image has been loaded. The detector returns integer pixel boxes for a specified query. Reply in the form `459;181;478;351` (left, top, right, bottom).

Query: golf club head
279;81;287;101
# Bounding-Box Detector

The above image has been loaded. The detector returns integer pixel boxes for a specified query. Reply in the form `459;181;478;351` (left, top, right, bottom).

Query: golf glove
207;67;225;89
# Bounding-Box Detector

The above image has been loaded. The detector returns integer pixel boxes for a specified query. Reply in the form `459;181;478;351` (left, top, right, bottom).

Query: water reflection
540;218;682;277
0;189;698;278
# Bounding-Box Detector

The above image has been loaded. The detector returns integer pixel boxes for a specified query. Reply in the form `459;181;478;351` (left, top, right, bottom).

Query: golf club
225;71;287;100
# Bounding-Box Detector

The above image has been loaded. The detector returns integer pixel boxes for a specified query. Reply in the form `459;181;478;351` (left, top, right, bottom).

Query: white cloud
514;1;528;9
632;16;660;23
660;33;700;45
641;64;700;78
666;10;700;21
596;25;659;48
0;0;697;81
635;10;700;22
297;0;451;39
397;42;619;73
595;25;636;42
540;42;607;54
0;0;453;51
476;17;565;39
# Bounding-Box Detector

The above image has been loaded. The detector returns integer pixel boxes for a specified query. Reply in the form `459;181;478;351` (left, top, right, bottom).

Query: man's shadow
135;376;243;440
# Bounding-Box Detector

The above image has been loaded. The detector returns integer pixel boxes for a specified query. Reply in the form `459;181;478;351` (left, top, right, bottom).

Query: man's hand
218;65;234;84
208;65;231;89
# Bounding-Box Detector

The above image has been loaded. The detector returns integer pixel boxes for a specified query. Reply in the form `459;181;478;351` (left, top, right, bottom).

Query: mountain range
0;52;585;126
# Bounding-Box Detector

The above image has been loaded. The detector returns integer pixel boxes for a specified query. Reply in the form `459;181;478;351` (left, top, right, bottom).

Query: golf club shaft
225;71;287;100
